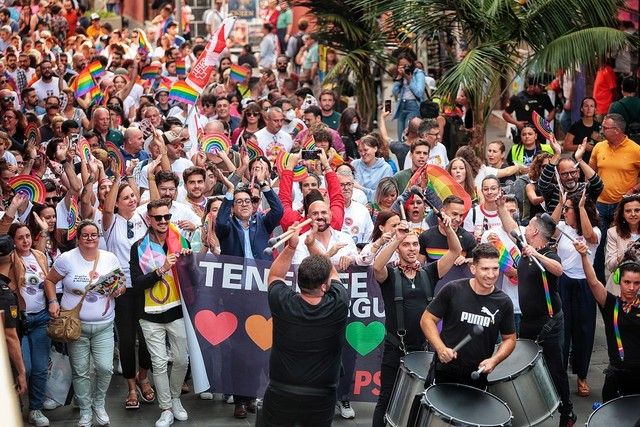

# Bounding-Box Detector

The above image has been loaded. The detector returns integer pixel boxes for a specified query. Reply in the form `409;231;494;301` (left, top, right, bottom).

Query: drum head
587;394;640;426
424;384;512;426
401;351;434;380
488;339;540;383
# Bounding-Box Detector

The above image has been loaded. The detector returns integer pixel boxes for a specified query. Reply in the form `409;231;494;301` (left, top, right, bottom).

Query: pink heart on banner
194;310;238;346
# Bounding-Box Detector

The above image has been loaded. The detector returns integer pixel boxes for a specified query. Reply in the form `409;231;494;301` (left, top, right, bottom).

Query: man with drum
576;241;640;401
421;244;516;387
497;201;577;427
371;218;462;427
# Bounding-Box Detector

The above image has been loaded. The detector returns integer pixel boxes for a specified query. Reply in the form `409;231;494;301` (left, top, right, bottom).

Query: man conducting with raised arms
263;221;349;426
421;243;516;387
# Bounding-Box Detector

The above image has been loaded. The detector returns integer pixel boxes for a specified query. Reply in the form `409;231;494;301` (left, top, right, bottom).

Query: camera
404;65;415;76
301;150;321;160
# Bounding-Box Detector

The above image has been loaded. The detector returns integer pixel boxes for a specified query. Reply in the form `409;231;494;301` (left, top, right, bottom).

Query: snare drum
487;339;559;427
415;383;512;426
586;394;640;426
385;351;434;427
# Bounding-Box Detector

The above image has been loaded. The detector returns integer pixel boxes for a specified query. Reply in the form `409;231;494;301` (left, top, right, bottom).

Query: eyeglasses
245;112;259;117
559;170;579;177
79;233;99;240
45;196;61;204
127;221;134;239
151;213;172;222
203;103;213;108
340;182;354;188
2;96;14;102
234;198;252;205
251;196;261;204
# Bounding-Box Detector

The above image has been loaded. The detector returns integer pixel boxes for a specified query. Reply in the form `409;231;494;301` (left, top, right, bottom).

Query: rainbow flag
67;195;79;240
329;151;344;169
137;223;189;313
425;247;447;261
138;30;151;55
532;111;553;141
290;121;305;139
301;132;316;150
408;164;472;214
229;64;250;83
176;60;186;76
88;60;105;79
90;85;103;103
169;81;199;105
141;65;160;80
74;68;96;97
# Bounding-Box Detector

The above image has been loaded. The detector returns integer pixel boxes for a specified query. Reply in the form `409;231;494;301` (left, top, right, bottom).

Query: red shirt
593;65;617;115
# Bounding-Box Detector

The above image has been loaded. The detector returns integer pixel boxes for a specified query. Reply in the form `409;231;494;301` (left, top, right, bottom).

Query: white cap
91;13;100;20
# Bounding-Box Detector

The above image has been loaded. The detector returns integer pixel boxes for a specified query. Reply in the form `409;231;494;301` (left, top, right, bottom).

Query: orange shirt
589;137;640;203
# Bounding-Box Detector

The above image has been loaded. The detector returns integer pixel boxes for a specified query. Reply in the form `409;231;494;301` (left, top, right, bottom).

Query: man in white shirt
404;121;449;169
338;172;373;245
254;107;293;161
31;61;66;102
291;200;358;270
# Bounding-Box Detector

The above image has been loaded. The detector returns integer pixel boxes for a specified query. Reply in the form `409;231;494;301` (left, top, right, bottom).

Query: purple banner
178;254;386;401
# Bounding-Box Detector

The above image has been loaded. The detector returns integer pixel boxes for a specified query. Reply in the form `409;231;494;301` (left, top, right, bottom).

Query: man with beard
538;136;603;213
179;167;207;213
275;55;298;89
393;139;430;190
4;52;27;94
31;61;66;102
291;198;358;270
371;217;461;427
319;90;341;130
18;53;35;82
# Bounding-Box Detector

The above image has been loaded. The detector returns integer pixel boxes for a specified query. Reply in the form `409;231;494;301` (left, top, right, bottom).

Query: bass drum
415;383;512;427
487;339;559;426
586;394;640;426
385;351;434;427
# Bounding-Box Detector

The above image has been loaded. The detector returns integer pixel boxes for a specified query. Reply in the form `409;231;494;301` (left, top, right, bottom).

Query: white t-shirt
342;201;374;244
556;221;600;279
53;248;121;324
463;205;502;236
104;212;148;288
291;229;359;265
31;77;64;101
475;165;500;189
254;128;293;159
404;142;449;169
481;227;521;314
20;253;46;314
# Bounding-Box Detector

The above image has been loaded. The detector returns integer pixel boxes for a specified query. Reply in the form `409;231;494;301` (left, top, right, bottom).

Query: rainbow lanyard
614;299;624;361
540;270;554;318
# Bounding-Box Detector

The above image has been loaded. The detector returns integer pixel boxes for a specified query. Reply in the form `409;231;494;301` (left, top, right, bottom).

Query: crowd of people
0;0;638;427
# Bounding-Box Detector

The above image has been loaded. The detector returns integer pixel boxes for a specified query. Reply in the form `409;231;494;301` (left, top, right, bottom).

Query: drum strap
391;267;431;355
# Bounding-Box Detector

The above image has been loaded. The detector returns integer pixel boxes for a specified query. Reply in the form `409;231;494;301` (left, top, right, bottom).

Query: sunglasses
127;221;134;239
45;196;61;204
46;104;60;109
245;112;259;117
0;80;7;85
151;213;172;222
2;96;14;102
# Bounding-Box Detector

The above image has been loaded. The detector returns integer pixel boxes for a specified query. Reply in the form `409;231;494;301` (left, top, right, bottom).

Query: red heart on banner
194;310;238;346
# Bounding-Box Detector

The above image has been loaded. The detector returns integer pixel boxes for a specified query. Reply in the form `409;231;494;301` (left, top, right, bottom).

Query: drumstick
471;366;486;380
263;218;314;257
540;213;592;255
267;218;314;246
452;325;484;352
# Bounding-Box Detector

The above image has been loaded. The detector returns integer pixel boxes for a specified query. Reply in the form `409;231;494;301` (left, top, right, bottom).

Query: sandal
577;378;590;397
136;378;156;403
125;389;139;409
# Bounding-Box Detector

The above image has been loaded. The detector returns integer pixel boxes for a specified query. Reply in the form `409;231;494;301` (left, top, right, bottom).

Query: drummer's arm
420;310;456;363
480;333;516;374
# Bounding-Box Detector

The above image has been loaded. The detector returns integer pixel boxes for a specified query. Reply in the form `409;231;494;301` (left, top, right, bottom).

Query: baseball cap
0;25;11;33
162;130;185;145
91;13;100;21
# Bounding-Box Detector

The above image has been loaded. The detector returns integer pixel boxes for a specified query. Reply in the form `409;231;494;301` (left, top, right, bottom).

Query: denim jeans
68;321;114;414
139;318;189;410
558;275;596;379
394;99;420;141
595;202;618;282
21;309;51;410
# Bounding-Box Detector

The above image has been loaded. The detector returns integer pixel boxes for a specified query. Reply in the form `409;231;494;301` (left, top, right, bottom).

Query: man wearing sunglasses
31;60;66;103
130;198;192;427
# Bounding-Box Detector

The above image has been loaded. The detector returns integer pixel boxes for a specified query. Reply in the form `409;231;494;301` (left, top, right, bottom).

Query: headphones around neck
612;260;640;285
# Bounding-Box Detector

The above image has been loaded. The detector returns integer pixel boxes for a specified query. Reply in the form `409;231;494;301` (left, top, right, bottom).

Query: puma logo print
481;307;499;324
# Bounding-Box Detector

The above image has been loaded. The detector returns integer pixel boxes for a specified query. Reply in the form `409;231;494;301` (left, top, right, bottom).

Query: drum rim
399;351;434;379
423;383;513;426
586;394;640;424
487;339;543;383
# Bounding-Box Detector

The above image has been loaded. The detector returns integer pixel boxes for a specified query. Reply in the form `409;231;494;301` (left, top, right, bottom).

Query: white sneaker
28;410;50;427
77;411;92;427
42;398;61;411
223;394;234;404
337;400;355;419
155;410;174;427
171;398;188;421
199;392;213;400
93;406;110;426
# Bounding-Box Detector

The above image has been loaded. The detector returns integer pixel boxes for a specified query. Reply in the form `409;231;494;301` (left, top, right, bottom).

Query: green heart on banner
346;321;386;356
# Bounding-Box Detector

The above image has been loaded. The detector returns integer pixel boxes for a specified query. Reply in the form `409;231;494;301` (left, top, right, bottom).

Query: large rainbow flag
407;164;472;213
169;81;199;105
